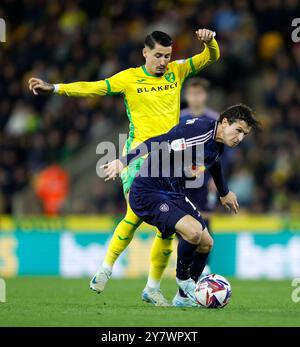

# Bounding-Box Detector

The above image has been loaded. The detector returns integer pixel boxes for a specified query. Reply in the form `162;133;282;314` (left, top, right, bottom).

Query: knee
203;240;214;253
197;236;214;253
187;228;202;245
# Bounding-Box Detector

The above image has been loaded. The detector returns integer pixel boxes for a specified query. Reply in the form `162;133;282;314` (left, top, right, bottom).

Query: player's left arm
208;161;239;213
192;29;220;70
177;29;220;81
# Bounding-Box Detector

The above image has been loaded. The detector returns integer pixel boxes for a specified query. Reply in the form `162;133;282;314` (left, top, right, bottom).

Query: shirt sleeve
208;161;229;197
105;70;127;95
55;80;108;97
54;70;127;97
176;38;220;81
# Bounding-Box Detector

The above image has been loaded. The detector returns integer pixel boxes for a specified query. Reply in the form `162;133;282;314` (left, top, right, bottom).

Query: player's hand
220;191;239;214
101;159;125;182
28;78;54;95
195;29;216;43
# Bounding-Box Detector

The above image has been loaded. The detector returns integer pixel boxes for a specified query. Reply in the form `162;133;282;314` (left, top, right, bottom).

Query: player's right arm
28;70;126;97
209;161;239;213
101;127;181;181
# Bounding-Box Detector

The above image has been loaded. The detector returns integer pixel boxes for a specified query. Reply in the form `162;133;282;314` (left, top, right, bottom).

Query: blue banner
1;230;300;279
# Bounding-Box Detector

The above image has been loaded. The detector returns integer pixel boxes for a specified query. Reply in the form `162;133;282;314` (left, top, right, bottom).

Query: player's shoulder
128;66;140;73
194;116;216;130
172;58;189;66
183;115;216;128
181;116;217;140
106;68;131;80
167;59;187;72
119;67;136;76
124;66;153;79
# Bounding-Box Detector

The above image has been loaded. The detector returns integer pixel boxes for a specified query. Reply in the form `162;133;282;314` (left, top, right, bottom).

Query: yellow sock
103;201;141;268
147;231;175;288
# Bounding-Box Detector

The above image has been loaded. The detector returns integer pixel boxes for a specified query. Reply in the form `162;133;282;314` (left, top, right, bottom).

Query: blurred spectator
35;164;69;215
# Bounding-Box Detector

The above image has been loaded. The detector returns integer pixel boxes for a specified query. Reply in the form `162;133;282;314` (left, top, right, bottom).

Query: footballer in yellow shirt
29;29;219;306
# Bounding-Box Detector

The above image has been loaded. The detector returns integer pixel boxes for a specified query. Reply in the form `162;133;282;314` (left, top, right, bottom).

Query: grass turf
0;277;299;327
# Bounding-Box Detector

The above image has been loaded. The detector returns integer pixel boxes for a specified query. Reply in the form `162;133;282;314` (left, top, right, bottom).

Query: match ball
195;274;231;308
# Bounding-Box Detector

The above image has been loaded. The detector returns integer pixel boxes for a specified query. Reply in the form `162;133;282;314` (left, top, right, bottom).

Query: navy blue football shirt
180;107;220;211
120;116;229;198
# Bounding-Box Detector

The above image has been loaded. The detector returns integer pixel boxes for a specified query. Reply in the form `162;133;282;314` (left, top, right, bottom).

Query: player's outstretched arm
176;29;220;80
194;29;220;62
29;70;126;97
28;78;108;97
28;78;54;95
178;29;219;78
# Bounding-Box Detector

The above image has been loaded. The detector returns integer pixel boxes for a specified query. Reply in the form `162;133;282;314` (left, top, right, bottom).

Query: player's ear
142;47;148;59
222;117;229;127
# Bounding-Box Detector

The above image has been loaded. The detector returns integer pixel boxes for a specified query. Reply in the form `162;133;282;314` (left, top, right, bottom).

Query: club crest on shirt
164;72;176;83
170;138;187;151
159;203;169;212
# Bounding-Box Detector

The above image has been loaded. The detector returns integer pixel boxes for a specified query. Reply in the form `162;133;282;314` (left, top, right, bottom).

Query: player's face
185;86;208;109
222;119;251;147
143;44;172;76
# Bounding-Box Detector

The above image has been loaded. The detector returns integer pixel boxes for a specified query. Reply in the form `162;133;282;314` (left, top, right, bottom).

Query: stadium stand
0;0;299;214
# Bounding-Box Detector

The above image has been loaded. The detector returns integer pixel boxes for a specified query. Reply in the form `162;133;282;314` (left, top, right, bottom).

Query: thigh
129;190;206;240
174;214;205;241
179;196;207;231
121;157;145;195
125;195;143;227
129;189;179;238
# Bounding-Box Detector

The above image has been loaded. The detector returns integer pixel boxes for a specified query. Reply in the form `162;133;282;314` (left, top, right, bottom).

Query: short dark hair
185;77;211;91
219;104;260;130
144;31;173;49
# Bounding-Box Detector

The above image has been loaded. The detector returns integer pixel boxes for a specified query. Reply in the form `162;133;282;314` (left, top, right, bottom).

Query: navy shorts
129;186;206;239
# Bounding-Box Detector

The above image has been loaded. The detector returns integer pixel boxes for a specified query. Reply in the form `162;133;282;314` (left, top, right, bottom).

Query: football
195;274;232;308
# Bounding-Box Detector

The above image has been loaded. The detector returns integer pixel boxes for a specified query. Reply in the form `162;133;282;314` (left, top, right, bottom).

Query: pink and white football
195;274;232;308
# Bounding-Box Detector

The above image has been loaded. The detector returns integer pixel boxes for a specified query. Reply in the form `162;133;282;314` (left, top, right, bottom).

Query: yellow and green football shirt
55;38;220;194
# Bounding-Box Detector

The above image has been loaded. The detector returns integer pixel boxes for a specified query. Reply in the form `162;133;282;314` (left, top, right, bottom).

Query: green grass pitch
0;277;299;327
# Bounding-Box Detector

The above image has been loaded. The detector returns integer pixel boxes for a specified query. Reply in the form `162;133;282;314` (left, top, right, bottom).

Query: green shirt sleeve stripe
105;79;111;95
105;79;123;95
189;57;196;75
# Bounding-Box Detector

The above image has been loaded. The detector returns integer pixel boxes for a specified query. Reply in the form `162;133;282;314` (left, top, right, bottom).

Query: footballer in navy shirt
102;103;259;306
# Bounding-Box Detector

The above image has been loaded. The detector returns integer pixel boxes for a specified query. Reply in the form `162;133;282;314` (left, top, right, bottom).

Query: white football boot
142;285;171;307
172;290;199;307
176;278;200;305
89;265;112;293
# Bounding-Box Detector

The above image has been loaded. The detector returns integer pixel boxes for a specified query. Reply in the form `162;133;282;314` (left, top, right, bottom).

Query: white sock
101;262;112;273
147;277;160;289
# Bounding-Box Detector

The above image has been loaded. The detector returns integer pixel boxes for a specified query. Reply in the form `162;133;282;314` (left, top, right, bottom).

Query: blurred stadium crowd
0;0;299;214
